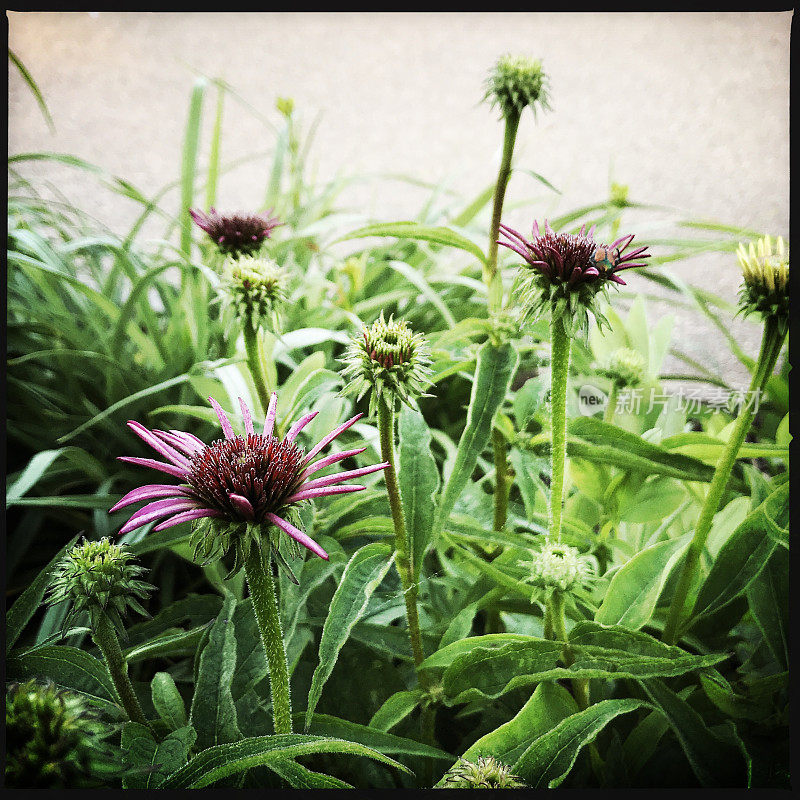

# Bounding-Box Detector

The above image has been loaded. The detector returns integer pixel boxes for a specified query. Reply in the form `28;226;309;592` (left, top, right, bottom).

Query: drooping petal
285;411;318;443
263;392;279;437
228;492;255;520
118;456;188;479
110;483;192;513
298;462;389;493
285;484;365;504
118;498;202;535
610;233;635;251
127;421;191;469
239;397;255;437
208;397;235;440
170;430;206;451
153;508;225;532
265;512;329;560
301;446;367;479
152;430;202;457
302;413;363;464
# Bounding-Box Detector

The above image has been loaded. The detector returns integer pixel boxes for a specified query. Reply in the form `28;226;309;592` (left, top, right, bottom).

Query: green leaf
746;546;788;669
180;78;206;257
638;678;750;787
618;478;686;523
398;406;440;578
690;483;788;622
6;535;78;654
513;375;549;430
124;626;208;663
6;645;118;706
158;734;410;788
122;722;196;789
151;672;188;731
189;591;241;750
9;49;55;131
231;598;268;703
595;534;691;629
513;699;644;787
462;682;578;767
369;689;424;733
338;221;487;264
266;758;354;789
305;543;394;729
435;342;518;534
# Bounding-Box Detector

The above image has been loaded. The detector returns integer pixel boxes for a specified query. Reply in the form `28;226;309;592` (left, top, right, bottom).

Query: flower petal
302;413;363;464
127;421;191;469
285;411;318;443
109;484;192;513
239;397;255;437
208;397;235;440
301;446;367;479
285;484;365;503
228;492;255;520
119;499;202;535
263;392;279;437
118;456;188;479
265;512;328;560
153;508;224;532
298;462;389;492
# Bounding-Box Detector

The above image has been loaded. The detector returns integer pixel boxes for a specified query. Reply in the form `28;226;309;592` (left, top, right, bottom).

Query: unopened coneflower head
221;254;288;332
189;207;283;256
5;681;112;788
736;235;789;333
112;394;388;576
341;312;433;417
440;756;526;789
484;54;550;121
597;347;647;388
45;538;153;633
499;219;651;333
523;540;596;596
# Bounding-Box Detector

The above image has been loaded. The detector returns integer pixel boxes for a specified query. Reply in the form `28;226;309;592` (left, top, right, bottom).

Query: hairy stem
492;428;512;532
662;319;785;645
91;611;152;730
244;543;293;734
549;313;573;542
603;383;620;424
243;324;272;415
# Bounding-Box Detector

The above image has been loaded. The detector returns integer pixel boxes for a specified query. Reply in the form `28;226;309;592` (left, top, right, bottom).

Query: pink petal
153;430;200;457
109;484;192;513
170;430;206;451
228;492;255;520
209;397;234;440
265;512;328;560
127;421;191;469
119;499;201;535
298;462;389;493
239;397;255;437
286;485;365;503
263;392;279;437
118;456;188;479
285;411;318;443
610;233;635;250
153;508;225;532
302;413;363;465
301;446;367;479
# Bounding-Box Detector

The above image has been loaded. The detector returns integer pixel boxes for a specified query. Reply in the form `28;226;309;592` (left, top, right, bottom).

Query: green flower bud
221;254;288;332
5;680;112;788
596;347;647;388
341;312;433;416
484;54;551;121
736;235;789;333
45;538;153;633
440;756;526;789
523;540;595;594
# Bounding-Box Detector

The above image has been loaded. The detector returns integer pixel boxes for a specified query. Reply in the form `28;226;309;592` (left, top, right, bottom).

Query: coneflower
189;207;283;256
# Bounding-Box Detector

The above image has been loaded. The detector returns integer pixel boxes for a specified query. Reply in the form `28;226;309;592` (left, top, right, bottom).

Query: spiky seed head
221;254;288;332
340;312;433;417
597;347;647;388
440;756;526;789
5;680;111;788
523;540;596;594
736;235;789;333
484;54;551;121
45;538;153;633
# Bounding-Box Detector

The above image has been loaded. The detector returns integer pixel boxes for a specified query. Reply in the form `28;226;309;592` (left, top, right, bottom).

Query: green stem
549;313;573;542
492;428;511;531
662;319;785;645
244;543;293;734
243;324;272;414
604;383;619;424
91;611;151;730
486;110;521;313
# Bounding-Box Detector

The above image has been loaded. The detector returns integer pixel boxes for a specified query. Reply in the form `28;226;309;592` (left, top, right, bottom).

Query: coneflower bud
736;235;789;334
5;681;110;788
484;54;551;121
45;538;153;633
597;347;647;388
340;312;433;417
189;207;283;257
439;756;526;789
221;254;288;332
523;540;595;595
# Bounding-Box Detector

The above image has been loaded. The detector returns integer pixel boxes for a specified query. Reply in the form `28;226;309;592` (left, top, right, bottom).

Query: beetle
588;246;621;272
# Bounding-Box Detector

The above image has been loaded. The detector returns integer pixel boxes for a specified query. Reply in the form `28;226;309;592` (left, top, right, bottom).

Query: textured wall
8;11;791;390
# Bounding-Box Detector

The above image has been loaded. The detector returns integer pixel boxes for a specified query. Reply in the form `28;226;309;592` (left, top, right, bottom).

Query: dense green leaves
121;722;196;789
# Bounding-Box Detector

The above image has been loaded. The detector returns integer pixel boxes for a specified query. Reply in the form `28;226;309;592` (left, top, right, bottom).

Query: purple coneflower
189;207;283;256
498;219;650;332
111;394;389;563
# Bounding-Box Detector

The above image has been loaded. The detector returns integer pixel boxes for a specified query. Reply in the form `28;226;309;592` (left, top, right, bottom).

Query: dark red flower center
186;435;306;522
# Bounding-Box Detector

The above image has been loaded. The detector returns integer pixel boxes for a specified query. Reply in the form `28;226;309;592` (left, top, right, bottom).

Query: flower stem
662;319;785;645
549;313;573;542
243;324;272;415
604;383;619;424
377;397;429;681
91;610;152;730
244;543;293;734
492;427;512;531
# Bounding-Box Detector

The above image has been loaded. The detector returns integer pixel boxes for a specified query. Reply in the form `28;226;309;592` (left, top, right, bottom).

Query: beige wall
8;11;791;388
